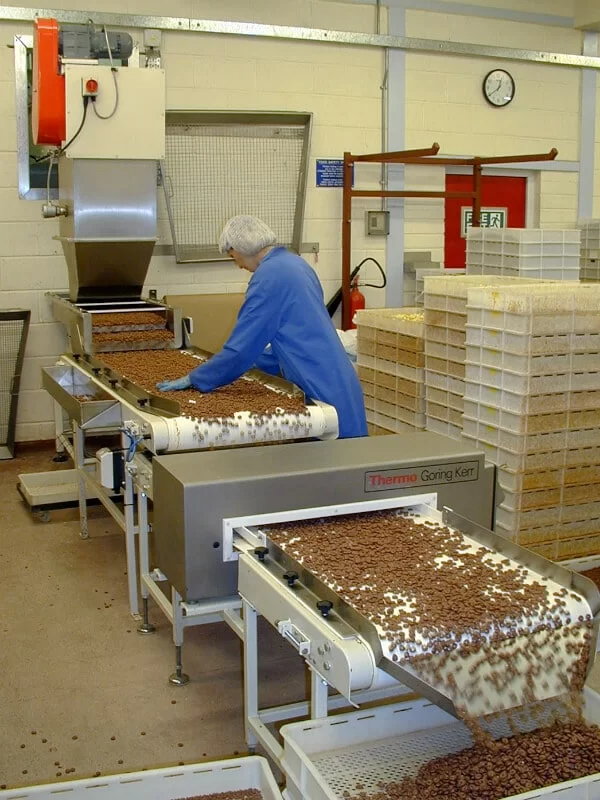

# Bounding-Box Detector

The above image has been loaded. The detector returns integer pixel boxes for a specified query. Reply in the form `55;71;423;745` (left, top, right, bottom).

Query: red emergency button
84;78;98;96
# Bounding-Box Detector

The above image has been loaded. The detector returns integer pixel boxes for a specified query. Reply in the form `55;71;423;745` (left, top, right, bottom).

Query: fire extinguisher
349;278;366;329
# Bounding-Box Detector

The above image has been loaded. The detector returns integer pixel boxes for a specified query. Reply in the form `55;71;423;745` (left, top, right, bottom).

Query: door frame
445;167;539;228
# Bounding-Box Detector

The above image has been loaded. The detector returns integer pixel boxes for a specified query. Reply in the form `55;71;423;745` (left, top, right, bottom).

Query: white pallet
462;399;567;435
281;691;600;800
462;415;567;453
465;345;574;375
464;434;600;473
424;340;465;362
425;370;465;396
464;361;600;394
356;353;425;383
424;323;466;347
0;757;282;800
463;382;570;415
425;385;463;412
465;326;600;356
496;466;563;493
466;306;575;335
425;416;462;440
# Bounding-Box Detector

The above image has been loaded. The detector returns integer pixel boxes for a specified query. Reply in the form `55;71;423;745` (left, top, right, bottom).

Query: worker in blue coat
156;215;367;439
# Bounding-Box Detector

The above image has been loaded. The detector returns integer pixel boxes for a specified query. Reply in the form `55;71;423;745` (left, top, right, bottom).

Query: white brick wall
0;0;591;441
594;82;600;217
404;8;583;271
540;172;579;227
1;0;386;441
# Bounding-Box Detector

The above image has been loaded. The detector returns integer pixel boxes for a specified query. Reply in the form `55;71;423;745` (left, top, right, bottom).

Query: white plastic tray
0;756;282;800
281;691;600;800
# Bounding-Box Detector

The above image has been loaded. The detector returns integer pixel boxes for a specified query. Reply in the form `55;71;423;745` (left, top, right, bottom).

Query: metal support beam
2;7;600;70
351;190;474;198
579;32;599;219
386;5;406;310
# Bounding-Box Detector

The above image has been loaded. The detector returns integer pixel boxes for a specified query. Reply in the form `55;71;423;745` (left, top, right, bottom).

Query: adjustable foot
169;645;189;686
137;598;156;635
52;452;69;463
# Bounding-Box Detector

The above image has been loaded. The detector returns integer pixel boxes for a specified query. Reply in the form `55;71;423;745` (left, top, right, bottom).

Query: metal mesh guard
0;310;31;458
163;119;308;262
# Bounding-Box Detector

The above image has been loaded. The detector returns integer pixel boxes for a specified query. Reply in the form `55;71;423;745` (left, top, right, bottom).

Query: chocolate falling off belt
266;510;596;800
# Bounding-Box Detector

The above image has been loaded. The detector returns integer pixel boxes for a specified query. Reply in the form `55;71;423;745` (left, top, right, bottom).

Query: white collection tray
0;756;281;800
281;690;600;800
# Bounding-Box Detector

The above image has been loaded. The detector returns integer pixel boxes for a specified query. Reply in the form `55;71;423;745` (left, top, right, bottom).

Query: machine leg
138;597;155;635
310;669;329;719
52;401;68;462
243;598;259;752
169;588;189;686
73;422;88;539
136;491;156;635
169;645;189;686
123;453;139;618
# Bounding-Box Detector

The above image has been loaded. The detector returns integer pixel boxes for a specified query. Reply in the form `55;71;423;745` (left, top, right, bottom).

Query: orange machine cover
31;18;65;146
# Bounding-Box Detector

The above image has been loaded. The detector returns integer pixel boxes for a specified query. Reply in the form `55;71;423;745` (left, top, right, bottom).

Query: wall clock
483;69;515;107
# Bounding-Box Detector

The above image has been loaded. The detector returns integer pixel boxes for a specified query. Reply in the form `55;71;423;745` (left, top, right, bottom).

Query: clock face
483;69;515;107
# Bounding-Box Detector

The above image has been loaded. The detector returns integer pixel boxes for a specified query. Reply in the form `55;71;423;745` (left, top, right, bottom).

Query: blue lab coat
188;247;367;438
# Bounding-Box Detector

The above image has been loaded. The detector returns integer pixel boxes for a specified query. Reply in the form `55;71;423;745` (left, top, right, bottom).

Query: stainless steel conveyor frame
228;497;600;763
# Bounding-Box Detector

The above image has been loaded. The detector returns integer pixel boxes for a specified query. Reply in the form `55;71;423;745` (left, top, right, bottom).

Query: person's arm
188;271;283;391
253;346;281;376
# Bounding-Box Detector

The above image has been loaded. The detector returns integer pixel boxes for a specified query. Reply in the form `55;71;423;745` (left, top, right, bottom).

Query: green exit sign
462;207;507;237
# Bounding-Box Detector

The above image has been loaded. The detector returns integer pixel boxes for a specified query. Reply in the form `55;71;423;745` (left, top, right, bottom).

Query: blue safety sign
316;159;353;187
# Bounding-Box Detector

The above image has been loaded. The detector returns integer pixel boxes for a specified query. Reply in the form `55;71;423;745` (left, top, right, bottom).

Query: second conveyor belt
237;500;600;718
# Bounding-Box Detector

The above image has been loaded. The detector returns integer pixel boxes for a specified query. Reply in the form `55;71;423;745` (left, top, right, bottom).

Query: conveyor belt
43;353;339;453
252;504;600;717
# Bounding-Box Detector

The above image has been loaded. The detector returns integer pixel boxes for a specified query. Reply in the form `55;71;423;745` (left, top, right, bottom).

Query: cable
45;154;55;206
60;96;90;154
103;25;115;69
119;428;142;462
30;151;54;163
353;257;387;289
91;67;119;120
31;95;90;165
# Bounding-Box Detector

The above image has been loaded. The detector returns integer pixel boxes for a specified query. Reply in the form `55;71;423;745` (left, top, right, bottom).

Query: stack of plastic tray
463;283;600;561
281;691;600;800
423;275;547;441
466;227;581;280
0;756;282;800
355;308;425;435
414;267;448;305
579;219;600;283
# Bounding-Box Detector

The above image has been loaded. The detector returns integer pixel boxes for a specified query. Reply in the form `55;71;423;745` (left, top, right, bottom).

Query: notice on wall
316;159;353;187
461;207;507;237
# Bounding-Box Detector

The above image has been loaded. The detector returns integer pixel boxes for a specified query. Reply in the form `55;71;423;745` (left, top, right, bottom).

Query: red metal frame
341;144;558;329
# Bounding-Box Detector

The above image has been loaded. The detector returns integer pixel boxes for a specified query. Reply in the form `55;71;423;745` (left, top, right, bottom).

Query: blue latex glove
156;375;191;392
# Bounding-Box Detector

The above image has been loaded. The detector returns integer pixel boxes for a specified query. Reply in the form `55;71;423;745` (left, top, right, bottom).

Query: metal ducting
57;159;158;302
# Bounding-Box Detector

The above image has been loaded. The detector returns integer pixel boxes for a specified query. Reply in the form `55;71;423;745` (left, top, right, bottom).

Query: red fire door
444;174;527;268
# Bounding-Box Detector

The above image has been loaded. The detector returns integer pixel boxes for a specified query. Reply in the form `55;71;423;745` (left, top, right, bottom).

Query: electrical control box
63;64;165;159
366;210;390;236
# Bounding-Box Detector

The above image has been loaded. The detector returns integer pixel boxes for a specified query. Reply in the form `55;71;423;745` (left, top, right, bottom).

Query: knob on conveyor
283;571;299;587
254;546;269;562
316;600;333;618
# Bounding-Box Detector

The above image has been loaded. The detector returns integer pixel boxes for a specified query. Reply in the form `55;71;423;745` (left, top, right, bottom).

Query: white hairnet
219;215;277;256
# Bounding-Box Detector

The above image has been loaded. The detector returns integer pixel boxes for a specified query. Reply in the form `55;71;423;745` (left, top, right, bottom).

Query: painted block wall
403;7;584;260
594;80;600;217
0;0;594;442
0;0;386;441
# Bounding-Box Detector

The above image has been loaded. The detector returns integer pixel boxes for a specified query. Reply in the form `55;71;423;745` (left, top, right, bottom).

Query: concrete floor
4;444;600;794
0;444;307;791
